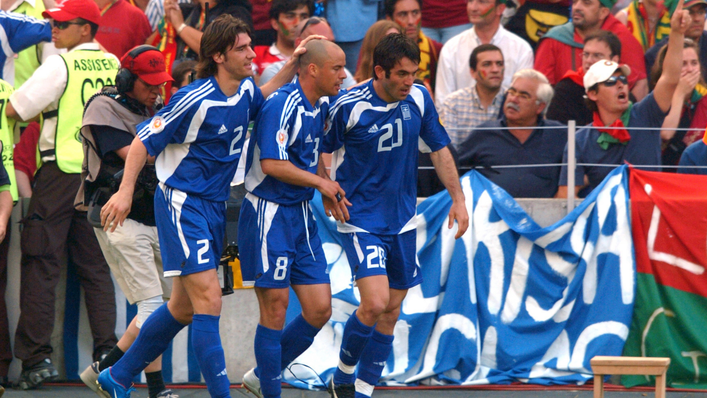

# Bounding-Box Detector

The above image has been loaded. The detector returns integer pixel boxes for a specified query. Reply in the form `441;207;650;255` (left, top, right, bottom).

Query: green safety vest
0;80;16;201
11;0;45;89
52;49;119;174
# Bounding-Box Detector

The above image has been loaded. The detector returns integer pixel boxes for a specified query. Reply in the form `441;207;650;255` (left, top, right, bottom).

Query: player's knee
358;297;388;322
303;304;331;328
136;295;164;329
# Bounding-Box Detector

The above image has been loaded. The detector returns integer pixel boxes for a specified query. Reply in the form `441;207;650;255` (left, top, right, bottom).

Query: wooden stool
590;356;670;398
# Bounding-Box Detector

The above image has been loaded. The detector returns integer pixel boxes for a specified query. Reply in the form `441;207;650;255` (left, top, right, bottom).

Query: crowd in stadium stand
0;0;704;395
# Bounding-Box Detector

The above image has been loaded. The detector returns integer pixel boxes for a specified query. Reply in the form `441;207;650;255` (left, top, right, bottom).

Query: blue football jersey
137;76;264;202
324;81;450;235
244;79;331;205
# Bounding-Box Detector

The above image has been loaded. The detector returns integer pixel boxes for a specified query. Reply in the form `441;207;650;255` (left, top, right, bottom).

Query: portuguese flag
623;168;707;388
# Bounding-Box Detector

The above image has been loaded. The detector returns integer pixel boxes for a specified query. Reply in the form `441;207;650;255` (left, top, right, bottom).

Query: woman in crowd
651;38;707;169
354;20;402;82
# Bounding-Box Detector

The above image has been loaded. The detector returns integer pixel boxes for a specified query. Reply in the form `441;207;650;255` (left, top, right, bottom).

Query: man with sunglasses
556;0;691;198
6;0;120;389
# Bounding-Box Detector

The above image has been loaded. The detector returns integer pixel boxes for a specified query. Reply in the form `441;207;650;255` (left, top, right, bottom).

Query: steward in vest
6;0;119;389
75;45;178;398
0;78;16;388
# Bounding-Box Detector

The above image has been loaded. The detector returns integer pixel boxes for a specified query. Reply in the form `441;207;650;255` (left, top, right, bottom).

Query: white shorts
94;218;172;304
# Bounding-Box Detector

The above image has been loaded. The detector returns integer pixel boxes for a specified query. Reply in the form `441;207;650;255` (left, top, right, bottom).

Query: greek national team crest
401;104;411;120
283;166;634;388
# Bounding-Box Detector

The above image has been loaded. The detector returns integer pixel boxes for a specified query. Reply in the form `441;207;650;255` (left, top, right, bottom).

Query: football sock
355;330;394;397
280;314;320;370
110;303;186;387
192;314;230;398
333;311;373;386
254;324;282;398
98;346;124;371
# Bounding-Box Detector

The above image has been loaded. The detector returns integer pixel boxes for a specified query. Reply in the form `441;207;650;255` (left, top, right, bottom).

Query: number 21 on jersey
377;118;403;152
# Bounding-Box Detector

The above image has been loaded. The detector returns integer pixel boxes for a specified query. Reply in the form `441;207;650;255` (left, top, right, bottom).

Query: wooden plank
591;356;670;368
592;365;667;376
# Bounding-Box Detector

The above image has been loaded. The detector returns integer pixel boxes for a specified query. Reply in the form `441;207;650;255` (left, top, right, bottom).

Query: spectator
616;0;672;51
260;17;357;88
251;0;277;46
503;0;570;50
435;0;534;108
354;20;403;83
421;0;472;44
0;141;10;397
6;0;119;389
253;0;312;76
535;0;648;100
170;59;196;96
678;135;707;174
440;44;506;150
77;45;176;398
546;30;625;125
385;0;443;93
4;0;61;88
162;0;253;62
557;5;688;198
645;0;707;80
327;0;381;74
93;0;152;58
651;38;707;168
457;69;567;197
0;77;14;391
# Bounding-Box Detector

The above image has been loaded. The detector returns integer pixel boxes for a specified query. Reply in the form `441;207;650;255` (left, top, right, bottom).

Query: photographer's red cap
42;0;101;26
121;47;174;86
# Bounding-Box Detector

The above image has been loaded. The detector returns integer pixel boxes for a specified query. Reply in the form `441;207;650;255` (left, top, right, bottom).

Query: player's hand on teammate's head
293;35;326;59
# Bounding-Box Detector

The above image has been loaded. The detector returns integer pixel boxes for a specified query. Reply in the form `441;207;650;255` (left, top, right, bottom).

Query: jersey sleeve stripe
138;84;214;140
410;85;426;118
0;26;13;58
138;81;213;138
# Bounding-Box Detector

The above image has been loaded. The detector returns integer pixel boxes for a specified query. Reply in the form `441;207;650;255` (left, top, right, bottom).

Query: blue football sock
254;324;282;398
111;303;186;387
355;330;394;397
280;314;320;370
191;314;230;398
333;311;373;386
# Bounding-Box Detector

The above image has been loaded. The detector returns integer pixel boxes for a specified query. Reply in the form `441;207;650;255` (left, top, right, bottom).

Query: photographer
75;45;176;398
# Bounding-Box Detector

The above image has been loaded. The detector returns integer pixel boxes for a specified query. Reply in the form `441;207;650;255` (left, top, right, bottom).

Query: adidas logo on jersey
368;124;379;133
218;125;228;134
217;368;228;377
305;134;313;143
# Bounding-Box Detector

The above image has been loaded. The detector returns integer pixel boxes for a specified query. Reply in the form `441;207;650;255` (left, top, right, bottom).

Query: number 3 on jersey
377;118;403;152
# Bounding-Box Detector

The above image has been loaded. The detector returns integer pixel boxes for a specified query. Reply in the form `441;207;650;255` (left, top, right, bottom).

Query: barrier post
567;120;576;214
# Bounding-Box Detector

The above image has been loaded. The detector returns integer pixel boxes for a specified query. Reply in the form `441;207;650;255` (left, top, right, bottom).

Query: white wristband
176;23;187;35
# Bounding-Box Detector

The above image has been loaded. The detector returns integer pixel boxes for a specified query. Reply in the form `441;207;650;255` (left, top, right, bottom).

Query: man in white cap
557;0;691;198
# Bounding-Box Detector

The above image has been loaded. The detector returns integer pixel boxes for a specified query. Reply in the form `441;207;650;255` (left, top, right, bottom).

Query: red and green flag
623;168;707;388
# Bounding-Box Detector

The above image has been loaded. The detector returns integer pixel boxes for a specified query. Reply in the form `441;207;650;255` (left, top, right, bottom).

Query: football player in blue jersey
324;33;469;398
238;39;350;398
96;15;321;398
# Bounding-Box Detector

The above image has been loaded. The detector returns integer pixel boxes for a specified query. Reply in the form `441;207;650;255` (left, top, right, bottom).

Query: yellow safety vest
0;80;16;201
11;0;46;89
52;49;119;174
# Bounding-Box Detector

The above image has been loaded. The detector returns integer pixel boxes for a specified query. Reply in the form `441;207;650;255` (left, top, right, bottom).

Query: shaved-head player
239;39;349;398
